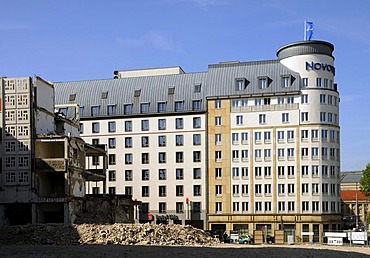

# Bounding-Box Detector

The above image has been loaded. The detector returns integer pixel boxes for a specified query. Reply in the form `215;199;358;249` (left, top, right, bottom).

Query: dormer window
168;87;175;95
158;102;166;112
101;91;108;99
140;103;149;114
235;78;249;91
69;94;76;101
259;78;267;89
282;76;290;88
194;83;202;93
134;89;141;97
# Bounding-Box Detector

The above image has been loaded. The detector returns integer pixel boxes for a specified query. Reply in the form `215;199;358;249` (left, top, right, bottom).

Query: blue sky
1;0;369;171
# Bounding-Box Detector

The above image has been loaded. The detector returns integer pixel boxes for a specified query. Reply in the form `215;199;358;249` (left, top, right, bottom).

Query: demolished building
0;76;133;226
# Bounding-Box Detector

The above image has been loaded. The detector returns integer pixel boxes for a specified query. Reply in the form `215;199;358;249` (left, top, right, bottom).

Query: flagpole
304;21;306;41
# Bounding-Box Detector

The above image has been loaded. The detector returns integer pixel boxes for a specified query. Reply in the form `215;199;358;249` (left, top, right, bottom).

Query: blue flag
305;21;313;41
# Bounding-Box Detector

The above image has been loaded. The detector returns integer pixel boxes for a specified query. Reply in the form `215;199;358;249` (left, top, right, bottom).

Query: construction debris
0;223;217;246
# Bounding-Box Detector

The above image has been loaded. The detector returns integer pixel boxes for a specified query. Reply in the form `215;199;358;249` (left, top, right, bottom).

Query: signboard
324;232;347;238
348;232;367;241
301;232;314;236
327;237;343;246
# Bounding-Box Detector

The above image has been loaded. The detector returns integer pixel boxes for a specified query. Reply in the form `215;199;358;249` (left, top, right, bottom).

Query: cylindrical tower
277;41;341;240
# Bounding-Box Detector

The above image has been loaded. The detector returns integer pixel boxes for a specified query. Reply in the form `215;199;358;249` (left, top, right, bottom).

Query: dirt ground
1;244;370;258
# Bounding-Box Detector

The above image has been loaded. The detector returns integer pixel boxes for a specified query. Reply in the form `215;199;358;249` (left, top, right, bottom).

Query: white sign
327;237;343;246
301;232;314;236
324;232;347;238
348;232;367;241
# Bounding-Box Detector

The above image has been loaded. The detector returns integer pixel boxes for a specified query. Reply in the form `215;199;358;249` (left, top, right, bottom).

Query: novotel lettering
305;62;335;75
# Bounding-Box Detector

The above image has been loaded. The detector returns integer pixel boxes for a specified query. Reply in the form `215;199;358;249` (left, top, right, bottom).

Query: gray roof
54;59;301;118
341;171;363;183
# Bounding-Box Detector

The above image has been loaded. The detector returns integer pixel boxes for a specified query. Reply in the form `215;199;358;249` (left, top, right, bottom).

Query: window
277;148;285;159
302;78;308;87
312;165;319;177
301;130;308;141
193;117;201;128
255;167;262;177
259;114;266;124
282;113;289;123
216;185;222;196
158;135;166;147
194;185;201;196
193;134;201;145
92;139;99;145
175;101;183;112
255;184;262;195
158;152;166;163
301;94;308;104
312;201;320;212
92;122;99;133
278;97;285;104
255;98;262;105
176;202;184;213
277;131;284;142
79;123;84;134
287;96;294;104
175;118;183;129
192;151;201;162
242;184;249;195
194;83;201;93
215;168;222;178
125;170;132;181
215;151;222;161
109;154;116;165
259;78;267;89
264;149;271;160
176;135;183;146
233;185;240;196
255;132;262;142
141;136;149;147
125;187;132;196
140;103;149;113
108;170;116;181
124;104;132;114
142;120;149;131
108;187;116;195
193;168;201;179
255;202;262;212
301;112;308;122
215;100;221;109
302;183;309;194
176;152;184;163
288;166;294;177
320;94;326;104
215;116;222;126
264;98;271;105
282;76;290;87
241;132;248;144
278;184;285;195
241;149;248;160
142;169;149;181
316;78;322;87
323;78;328;88
312;147;319;158
233;202;240;212
215;134;222;145
311;129;319;140
142;153;149;164
142;186;150;197
236;115;243;125
278;202;285;212
125;154;133;164
176;169;184;180
242;202;249;212
302;201;309;212
91;106;100;116
287;130;294;141
192;100;201;110
176;185;184;196
108;121;116;132
278;166;285;178
301;148;308;158
125;121;132;132
159;169;166;180
288;184;295;195
264;166;271;177
109;138;116;149
158;119;166;130
216;202;222;213
159;202;166;213
236;78;247;90
193;202;201;213
158;185;166;197
107;105;116;115
287;148;294;158
157;102;166;112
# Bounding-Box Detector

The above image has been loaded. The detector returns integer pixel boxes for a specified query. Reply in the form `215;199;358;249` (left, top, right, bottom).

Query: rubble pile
0;223;217;246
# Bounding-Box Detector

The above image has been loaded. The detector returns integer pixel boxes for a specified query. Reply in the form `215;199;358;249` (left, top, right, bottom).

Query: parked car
264;235;274;244
239;235;253;244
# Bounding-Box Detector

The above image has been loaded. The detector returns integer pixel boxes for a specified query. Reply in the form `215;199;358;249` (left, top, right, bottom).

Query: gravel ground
1;244;370;258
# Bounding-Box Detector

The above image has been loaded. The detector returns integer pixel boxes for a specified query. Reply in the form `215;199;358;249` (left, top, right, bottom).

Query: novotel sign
306;61;335;75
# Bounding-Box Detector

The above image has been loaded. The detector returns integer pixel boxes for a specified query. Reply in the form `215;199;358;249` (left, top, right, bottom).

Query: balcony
35;158;67;172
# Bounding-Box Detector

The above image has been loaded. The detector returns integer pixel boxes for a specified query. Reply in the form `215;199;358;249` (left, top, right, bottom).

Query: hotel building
54;40;341;241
